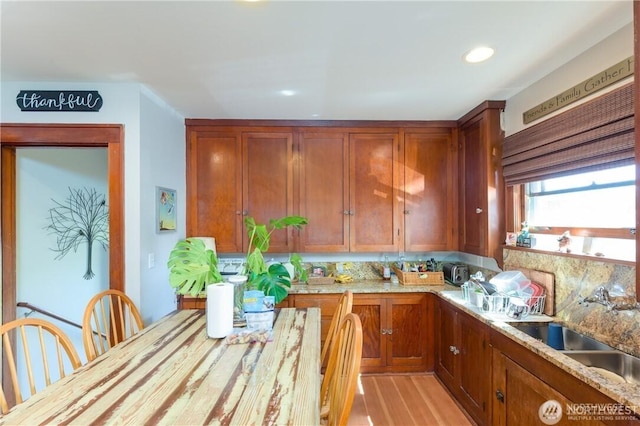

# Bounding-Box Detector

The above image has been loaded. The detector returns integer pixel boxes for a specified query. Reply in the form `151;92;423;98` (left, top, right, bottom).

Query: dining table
0;307;320;425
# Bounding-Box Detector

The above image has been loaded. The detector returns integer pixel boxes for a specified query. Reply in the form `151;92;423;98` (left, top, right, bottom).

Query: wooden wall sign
16;90;103;112
523;55;634;125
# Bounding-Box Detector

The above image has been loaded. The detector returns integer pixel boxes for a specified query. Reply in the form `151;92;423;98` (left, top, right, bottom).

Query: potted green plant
243;215;308;304
167;238;224;297
288;253;308;283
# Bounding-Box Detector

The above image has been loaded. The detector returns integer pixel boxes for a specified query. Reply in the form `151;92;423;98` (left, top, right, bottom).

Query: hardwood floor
348;373;474;426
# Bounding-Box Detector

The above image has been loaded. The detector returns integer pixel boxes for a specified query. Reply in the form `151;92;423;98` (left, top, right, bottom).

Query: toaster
443;263;470;286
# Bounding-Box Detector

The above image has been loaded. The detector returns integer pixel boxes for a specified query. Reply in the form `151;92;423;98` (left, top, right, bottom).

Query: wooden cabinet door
403;129;457;251
459;310;490;424
187;130;243;252
459;116;486;256
458;103;505;261
298;131;349;252
352;295;386;372
386;294;431;371
243;132;294;253
350;133;400;252
492;350;605;426
435;299;458;389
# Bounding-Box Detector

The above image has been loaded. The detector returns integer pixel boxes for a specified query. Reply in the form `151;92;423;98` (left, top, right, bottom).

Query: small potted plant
167;238;224;308
243;215;308;304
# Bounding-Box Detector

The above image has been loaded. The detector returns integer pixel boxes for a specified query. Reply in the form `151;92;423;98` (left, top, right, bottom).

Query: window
503;82;635;262
521;165;635;261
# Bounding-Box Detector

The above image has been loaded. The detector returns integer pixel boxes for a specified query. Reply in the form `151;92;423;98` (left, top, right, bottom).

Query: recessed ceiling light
280;90;296;96
464;46;495;63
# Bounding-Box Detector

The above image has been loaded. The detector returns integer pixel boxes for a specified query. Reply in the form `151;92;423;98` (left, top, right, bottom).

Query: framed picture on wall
156;186;177;233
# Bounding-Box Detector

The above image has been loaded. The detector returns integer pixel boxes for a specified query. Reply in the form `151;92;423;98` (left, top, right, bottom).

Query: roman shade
502;82;634;186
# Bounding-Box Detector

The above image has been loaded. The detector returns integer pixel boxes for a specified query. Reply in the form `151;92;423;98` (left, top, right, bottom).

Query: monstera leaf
167;238;223;296
249;263;292;304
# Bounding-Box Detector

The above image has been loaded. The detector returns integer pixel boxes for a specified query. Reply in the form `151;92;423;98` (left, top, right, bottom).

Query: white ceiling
0;1;633;121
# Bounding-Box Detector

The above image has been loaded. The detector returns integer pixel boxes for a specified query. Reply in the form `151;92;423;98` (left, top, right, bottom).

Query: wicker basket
392;266;445;286
306;276;335;285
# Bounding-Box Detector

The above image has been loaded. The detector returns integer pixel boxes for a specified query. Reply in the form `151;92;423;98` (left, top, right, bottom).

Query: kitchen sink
561;350;640;385
510;323;640;385
511;323;615;351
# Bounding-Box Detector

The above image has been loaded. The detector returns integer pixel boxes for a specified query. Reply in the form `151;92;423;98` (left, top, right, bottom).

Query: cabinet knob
404;210;410;215
449;345;455;352
350;210;355;215
344;210;350;215
496;390;505;403
475;208;483;214
242;210;248;216
381;329;387;335
387;328;393;335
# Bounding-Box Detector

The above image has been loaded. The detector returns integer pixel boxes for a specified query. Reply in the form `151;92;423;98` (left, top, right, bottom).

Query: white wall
138;87;186;323
2;82;185;323
503;23;634;137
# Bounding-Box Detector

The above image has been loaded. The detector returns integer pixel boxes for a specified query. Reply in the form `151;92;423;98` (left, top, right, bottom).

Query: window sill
502;245;635;267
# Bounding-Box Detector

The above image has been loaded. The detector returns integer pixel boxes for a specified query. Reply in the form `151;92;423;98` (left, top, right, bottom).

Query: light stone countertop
289;280;640;415
289;280;458;294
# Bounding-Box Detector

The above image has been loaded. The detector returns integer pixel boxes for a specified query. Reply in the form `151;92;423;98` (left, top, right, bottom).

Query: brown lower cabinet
492;349;578;426
435;297;491;425
436;297;640;425
291;292;433;374
353;293;433;373
491;329;640;426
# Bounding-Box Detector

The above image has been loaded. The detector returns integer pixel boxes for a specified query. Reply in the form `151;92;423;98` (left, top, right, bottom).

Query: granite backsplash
503;248;640;357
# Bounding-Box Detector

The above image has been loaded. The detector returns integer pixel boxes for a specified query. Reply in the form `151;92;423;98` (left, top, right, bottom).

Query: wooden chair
320;313;363;426
82;289;144;362
0;318;82;414
321;290;353;370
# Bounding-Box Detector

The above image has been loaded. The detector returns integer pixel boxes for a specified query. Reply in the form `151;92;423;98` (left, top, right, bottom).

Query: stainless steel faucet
578;285;640;313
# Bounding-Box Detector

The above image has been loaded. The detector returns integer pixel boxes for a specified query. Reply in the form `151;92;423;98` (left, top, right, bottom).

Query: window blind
502;82;634;185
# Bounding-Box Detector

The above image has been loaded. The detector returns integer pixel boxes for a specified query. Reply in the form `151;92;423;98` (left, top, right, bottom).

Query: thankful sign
16;90;103;112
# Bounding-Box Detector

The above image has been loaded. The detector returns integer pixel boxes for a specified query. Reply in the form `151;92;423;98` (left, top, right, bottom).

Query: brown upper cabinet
186;126;295;253
403;129;458;252
349;132;400;252
186;120;458;254
187;129;244;252
457;102;506;262
297;130;350;252
298;129;402;252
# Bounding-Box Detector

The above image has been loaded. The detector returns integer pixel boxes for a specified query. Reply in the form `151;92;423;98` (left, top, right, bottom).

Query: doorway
1;123;125;326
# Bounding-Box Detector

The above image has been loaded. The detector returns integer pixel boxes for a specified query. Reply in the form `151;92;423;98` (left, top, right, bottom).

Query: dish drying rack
461;281;546;315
